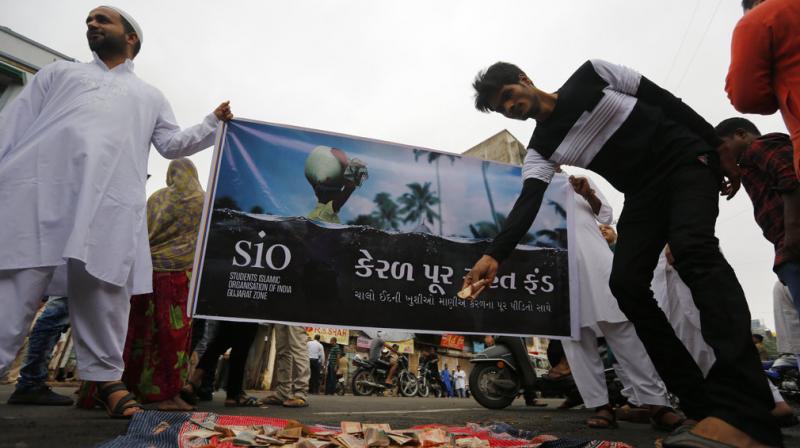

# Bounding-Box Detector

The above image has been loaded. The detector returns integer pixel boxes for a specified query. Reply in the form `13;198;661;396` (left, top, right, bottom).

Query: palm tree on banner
371;192;401;230
398;182;440;231
413;149;458;235
481;161;500;230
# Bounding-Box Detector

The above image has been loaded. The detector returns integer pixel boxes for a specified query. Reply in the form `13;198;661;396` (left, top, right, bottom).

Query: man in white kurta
558;173;679;429
653;257;796;424
0;6;232;415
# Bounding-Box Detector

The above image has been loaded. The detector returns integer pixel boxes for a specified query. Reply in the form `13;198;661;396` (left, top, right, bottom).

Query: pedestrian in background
264;325;310;407
325;337;341;395
453;366;466;398
122;158;204;411
307;334;324;394
6;297;72;406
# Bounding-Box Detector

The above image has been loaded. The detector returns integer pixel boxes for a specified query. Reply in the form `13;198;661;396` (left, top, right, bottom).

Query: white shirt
0;53;219;294
563;173;628;328
454;370;466;389
307;339;325;363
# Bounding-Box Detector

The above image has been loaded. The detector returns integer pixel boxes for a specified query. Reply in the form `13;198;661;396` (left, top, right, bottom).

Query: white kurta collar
91;51;135;72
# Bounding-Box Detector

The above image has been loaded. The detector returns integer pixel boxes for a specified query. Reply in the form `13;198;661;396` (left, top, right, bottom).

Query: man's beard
88;32;128;57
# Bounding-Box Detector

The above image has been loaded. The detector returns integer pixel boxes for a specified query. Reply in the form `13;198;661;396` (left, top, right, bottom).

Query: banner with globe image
190;119;578;337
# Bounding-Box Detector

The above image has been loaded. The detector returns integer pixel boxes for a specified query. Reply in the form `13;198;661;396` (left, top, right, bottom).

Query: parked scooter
470;336;623;410
351;353;418;397
765;353;800;403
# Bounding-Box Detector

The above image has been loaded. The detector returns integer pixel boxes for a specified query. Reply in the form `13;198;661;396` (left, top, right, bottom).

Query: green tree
469;213;534;244
371;192;401;230
398;182;440;227
249;205;265;214
413;149;458;235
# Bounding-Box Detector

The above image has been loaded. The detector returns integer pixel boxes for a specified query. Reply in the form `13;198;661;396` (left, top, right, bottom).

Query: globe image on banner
304;145;349;190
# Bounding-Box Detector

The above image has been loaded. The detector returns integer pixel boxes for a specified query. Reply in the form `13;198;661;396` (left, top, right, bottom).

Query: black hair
120;16;141;57
742;0;758;11
473;62;526;112
314;334;321;340
752;333;764;342
715;117;761;139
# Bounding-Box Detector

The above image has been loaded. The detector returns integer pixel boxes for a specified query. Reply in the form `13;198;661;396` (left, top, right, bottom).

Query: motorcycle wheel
417;378;430;398
469;363;518;409
399;371;419;397
351;369;374;396
432;385;443;398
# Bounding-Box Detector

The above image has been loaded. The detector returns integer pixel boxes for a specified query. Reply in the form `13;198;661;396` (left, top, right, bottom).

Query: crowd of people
459;1;800;446
1;1;800;447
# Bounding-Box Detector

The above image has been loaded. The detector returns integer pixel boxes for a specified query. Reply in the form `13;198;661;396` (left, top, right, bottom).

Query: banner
191;119;577;337
305;327;349;345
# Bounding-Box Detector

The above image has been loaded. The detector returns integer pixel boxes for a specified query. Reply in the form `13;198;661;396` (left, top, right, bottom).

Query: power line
662;0;702;85
675;0;724;90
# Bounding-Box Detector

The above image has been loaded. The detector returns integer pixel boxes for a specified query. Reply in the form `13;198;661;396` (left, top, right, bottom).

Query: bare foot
154;396;194;411
691;417;773;448
771;400;793;418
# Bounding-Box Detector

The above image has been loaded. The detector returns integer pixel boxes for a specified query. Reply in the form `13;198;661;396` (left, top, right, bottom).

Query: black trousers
309;358;321;394
196;321;258;400
609;160;781;446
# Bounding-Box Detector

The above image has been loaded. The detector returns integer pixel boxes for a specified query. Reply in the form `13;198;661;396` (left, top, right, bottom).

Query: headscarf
147;158;205;271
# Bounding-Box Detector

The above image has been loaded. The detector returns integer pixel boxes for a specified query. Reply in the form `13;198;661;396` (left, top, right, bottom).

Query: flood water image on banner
193;119;574;337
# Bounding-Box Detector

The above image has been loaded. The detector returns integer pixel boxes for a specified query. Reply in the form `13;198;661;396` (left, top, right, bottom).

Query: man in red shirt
716;117;800;318
726;0;800;176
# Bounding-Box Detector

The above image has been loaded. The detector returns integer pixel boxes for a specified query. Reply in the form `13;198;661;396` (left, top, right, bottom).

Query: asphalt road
0;385;798;447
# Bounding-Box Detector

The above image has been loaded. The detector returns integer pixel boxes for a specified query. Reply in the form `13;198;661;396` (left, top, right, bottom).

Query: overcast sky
4;0;788;329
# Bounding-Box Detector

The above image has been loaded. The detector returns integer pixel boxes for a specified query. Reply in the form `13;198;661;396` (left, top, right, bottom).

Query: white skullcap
101;5;143;44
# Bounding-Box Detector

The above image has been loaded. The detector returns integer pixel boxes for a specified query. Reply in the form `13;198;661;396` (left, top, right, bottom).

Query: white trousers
562;321;670;409
0;261;131;381
773;281;800;355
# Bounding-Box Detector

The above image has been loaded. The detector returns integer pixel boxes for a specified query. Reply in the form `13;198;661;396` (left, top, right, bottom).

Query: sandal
616;404;651;423
93;381;143;419
586;405;618;429
179;381;201;406
650;406;686;432
225;393;264;407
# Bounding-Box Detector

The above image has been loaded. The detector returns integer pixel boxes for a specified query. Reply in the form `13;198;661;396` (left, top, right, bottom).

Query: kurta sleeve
725;18;779;115
586;176;613;224
151;95;220;159
0;62;56;163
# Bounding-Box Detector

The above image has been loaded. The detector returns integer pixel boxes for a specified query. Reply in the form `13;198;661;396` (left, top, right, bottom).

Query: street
0;385;798;447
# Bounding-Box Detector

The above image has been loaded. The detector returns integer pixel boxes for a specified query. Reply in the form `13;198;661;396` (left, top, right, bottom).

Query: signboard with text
190;119;578;337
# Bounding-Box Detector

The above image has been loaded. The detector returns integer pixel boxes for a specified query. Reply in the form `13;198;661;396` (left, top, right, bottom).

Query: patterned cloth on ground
98;411;635;448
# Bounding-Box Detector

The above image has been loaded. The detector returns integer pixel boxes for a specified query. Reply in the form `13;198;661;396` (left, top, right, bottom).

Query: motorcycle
417;361;444;398
470;336;622;409
764;353;800;403
351;353;418;397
